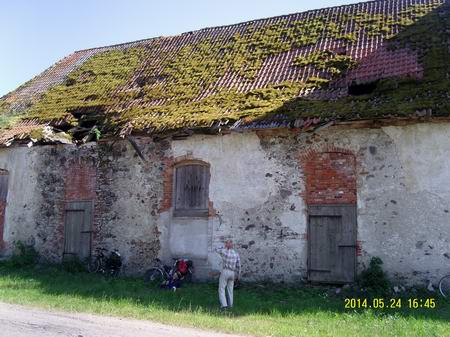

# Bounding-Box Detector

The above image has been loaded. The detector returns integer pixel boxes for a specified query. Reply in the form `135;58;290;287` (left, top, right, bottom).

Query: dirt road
0;302;243;337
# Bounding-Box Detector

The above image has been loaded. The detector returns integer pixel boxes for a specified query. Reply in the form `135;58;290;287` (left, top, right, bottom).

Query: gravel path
0;302;244;337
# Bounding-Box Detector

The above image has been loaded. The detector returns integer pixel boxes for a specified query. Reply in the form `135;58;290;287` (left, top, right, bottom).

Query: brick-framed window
173;161;210;217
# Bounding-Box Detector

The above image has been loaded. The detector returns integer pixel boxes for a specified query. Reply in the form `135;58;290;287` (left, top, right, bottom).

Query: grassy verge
0;263;449;337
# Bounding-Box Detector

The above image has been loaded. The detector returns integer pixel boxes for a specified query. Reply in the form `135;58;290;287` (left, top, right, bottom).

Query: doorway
308;205;357;284
63;201;93;260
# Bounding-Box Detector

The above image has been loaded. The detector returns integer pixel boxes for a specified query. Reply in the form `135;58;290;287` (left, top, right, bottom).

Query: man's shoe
220;306;228;311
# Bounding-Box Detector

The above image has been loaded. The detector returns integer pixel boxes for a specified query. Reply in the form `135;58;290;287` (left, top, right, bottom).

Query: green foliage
358;257;391;293
8;241;39;267
61;257;87;274
93;127;101;140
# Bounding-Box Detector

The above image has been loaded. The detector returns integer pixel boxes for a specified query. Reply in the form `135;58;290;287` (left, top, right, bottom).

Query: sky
0;0;362;97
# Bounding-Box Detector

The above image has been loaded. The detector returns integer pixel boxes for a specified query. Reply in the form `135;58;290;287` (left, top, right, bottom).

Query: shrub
358;256;391;293
9;241;39;267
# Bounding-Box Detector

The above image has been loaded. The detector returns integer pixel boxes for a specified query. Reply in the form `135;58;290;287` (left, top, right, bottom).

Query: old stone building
0;0;449;285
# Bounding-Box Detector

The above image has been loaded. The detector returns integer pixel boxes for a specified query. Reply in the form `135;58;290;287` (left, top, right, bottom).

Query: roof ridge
73;36;164;53
73;0;391;54
184;0;391;33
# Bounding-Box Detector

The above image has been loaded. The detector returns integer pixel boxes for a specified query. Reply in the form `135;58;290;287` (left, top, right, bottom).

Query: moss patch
0;1;447;135
292;50;357;76
0;101;21;129
28;48;146;124
279;2;450;120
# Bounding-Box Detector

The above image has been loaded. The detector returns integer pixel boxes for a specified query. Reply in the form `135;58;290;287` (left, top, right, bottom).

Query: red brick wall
160;158;174;213
64;160;96;201
301;148;356;205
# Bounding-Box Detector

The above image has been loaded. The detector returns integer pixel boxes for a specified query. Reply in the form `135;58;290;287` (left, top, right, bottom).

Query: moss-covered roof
1;0;449;142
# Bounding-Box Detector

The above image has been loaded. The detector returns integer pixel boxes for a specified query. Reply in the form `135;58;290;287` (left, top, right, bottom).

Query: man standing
216;239;241;310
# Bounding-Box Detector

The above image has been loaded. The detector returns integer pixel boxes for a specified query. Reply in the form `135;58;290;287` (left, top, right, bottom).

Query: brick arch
173;158;210;169
300;147;356;205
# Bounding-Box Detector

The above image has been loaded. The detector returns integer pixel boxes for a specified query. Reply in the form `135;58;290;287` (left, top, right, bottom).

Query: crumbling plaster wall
292;123;449;285
167;123;450;284
0;139;166;273
167;132;307;282
0;146;42;255
1;122;449;285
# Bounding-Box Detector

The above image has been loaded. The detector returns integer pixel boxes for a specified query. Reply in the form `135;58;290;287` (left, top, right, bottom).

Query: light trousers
218;269;235;307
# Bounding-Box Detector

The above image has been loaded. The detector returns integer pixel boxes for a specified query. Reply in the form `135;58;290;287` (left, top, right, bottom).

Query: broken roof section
0;0;449;145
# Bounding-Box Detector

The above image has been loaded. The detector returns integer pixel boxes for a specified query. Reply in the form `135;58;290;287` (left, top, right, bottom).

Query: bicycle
88;247;122;277
144;258;194;285
439;273;450;298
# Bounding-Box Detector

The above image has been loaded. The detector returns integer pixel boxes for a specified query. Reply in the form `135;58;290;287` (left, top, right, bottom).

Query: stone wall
0;139;167;273
0;122;449;285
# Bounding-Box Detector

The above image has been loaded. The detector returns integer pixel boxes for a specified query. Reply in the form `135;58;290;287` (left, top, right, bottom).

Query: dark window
348;81;377;96
174;163;210;217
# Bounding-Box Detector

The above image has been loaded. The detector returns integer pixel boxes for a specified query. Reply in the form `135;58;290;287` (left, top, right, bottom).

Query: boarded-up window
63;201;93;260
174;163;210;217
0;170;8;250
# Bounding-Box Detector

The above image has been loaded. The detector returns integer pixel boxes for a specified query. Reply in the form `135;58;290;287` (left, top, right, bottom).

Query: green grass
0;264;449;337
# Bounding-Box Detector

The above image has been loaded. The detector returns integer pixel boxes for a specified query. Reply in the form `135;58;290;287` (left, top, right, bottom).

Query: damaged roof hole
68;106;106;141
69;106;105;119
348;81;378;96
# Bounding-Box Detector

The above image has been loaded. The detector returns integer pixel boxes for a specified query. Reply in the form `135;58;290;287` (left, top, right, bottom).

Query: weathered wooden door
308;205;357;284
0;171;8;250
63;201;93;260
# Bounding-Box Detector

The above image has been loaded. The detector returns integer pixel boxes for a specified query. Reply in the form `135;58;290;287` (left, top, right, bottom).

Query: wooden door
308;205;357;284
63;201;93;260
0;171;8;250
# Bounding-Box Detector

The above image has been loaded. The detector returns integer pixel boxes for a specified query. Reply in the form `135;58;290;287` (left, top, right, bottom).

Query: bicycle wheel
87;258;100;273
144;268;165;285
439;275;450;298
184;269;194;283
109;266;121;278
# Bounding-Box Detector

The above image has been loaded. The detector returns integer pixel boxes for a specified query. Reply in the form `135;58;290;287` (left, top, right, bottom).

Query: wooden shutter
63;201;93;260
308;205;357;284
174;164;209;217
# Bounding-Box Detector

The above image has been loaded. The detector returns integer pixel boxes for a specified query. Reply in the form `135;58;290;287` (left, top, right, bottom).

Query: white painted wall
0;147;40;251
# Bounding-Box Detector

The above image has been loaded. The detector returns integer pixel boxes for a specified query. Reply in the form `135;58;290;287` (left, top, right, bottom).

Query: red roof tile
0;0;449;138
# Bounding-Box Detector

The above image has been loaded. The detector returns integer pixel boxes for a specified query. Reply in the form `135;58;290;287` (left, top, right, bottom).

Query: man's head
225;240;233;249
